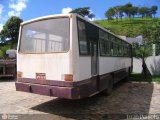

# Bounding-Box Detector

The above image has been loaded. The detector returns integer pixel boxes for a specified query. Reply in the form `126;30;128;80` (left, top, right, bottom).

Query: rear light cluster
63;74;73;81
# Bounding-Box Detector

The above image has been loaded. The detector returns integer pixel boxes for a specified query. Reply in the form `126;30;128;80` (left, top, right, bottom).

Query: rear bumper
15;77;98;99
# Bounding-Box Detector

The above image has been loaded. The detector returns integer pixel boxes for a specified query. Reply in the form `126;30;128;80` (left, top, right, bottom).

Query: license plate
36;73;46;80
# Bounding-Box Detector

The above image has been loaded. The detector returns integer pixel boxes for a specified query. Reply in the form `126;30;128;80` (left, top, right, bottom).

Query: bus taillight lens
17;71;23;78
63;74;73;81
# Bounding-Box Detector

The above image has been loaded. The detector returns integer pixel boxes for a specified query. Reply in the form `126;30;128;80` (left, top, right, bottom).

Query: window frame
19;17;70;54
76;16;132;58
77;18;90;56
99;29;110;56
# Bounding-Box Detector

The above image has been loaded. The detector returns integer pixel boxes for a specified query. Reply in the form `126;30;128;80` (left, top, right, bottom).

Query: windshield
19;17;70;53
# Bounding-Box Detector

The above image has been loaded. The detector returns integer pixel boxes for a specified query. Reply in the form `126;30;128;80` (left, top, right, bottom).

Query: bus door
91;41;98;76
86;23;99;76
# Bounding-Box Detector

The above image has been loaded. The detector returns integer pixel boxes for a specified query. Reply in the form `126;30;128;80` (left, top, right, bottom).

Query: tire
124;69;130;82
124;75;129;81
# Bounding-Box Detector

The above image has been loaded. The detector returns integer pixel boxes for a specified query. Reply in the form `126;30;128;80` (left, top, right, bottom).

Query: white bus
15;14;132;99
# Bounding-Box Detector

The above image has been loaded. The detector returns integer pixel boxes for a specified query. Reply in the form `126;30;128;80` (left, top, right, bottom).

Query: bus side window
99;30;110;56
122;41;125;57
111;35;115;56
110;41;113;56
124;43;127;56
118;39;122;56
77;19;89;55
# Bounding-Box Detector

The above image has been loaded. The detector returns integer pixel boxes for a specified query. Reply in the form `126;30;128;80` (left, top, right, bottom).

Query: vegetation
97;4;160;79
0;16;22;56
105;3;158;20
102;3;159;39
0;45;11;57
70;7;95;19
95;18;160;37
0;16;23;45
131;73;160;83
0;4;159;59
132;43;152;78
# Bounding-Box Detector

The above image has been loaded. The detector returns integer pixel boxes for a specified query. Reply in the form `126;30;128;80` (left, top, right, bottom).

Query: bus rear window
19;17;70;53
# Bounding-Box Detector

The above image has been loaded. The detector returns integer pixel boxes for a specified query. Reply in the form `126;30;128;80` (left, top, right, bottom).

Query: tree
138;7;146;18
118;6;124;21
141;21;160;44
105;7;115;20
133;43;152;77
0;32;6;43
0;45;11;57
122;3;133;19
88;13;95;20
151;6;158;18
138;7;152;18
130;6;138;18
70;7;95;19
112;6;125;21
0;16;23;45
105;3;158;20
146;7;152;18
113;6;119;21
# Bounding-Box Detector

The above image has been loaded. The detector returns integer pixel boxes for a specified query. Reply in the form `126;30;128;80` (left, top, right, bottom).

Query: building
119;35;143;45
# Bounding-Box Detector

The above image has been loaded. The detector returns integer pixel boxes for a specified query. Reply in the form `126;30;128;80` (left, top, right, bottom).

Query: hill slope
95;18;160;37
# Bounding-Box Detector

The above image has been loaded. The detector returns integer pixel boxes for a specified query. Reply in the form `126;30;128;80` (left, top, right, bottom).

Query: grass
130;73;160;83
95;17;160;37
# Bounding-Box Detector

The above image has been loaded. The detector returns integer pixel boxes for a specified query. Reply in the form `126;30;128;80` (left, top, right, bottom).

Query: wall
133;56;160;75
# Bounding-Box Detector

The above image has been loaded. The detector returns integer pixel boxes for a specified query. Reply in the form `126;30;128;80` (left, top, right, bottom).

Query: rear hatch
17;16;71;81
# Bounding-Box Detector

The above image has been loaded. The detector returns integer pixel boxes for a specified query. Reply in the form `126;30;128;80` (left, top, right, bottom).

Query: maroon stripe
17;77;91;87
16;68;130;99
16;77;98;99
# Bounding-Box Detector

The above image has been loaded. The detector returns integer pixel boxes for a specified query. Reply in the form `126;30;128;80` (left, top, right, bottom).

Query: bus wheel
124;75;130;82
102;79;113;96
124;70;130;82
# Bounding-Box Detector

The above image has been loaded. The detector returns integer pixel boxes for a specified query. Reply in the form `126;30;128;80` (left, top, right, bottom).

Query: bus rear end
15;14;78;99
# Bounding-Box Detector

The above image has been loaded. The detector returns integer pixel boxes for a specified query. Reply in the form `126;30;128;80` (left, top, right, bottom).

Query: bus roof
21;13;131;45
21;14;71;26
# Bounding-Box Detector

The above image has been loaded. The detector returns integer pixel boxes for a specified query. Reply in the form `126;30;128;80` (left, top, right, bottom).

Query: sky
0;0;159;31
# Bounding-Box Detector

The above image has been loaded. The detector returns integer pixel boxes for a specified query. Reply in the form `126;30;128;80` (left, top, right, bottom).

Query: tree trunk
142;58;147;78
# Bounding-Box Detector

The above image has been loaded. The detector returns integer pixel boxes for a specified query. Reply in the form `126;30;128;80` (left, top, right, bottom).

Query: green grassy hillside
95;18;160;37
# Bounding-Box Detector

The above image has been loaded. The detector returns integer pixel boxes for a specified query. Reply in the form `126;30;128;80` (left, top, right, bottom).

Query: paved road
0;79;160;120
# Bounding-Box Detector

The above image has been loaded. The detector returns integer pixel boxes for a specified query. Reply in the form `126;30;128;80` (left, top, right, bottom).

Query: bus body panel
17;53;72;80
78;57;91;81
70;14;79;82
99;57;131;75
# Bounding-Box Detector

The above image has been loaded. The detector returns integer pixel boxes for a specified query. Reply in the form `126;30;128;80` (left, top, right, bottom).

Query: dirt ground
0;79;160;120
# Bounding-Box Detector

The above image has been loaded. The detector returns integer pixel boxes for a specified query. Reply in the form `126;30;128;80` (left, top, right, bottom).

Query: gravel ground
0;79;160;120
